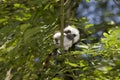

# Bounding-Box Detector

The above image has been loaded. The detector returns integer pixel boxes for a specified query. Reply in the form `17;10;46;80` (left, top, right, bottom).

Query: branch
5;68;12;80
60;0;65;52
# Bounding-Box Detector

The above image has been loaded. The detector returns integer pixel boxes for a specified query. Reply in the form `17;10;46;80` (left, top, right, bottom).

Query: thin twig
5;68;12;80
60;0;65;52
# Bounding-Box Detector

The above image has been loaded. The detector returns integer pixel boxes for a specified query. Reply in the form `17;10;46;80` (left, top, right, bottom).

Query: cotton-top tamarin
44;25;80;69
53;25;80;50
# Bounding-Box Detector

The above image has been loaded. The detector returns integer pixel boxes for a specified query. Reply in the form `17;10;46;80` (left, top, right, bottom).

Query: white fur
53;25;80;50
53;32;61;46
64;25;80;43
53;32;73;50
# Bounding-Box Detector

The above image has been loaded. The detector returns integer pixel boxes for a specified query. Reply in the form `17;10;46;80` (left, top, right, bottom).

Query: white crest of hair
53;32;73;50
53;32;61;45
64;25;80;43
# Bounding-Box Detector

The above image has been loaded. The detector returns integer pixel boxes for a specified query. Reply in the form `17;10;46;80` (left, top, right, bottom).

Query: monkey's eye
73;34;76;37
64;30;71;34
55;38;58;43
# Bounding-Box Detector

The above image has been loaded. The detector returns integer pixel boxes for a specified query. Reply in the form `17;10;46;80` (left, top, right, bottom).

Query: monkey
44;25;80;69
53;32;73;51
53;25;80;51
64;25;80;44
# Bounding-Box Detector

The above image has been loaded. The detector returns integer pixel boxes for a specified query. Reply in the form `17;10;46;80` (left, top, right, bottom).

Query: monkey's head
53;32;61;46
53;31;73;50
64;25;80;44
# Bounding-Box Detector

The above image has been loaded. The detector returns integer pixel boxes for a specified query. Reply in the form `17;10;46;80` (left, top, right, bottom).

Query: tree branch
60;0;65;52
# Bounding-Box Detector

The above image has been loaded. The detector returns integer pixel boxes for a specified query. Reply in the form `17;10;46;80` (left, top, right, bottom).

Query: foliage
0;0;120;80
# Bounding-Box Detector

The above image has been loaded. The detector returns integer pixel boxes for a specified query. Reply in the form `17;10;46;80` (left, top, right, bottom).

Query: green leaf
85;24;94;29
52;77;61;80
103;32;109;37
86;0;91;2
65;61;79;67
0;57;5;61
14;3;21;8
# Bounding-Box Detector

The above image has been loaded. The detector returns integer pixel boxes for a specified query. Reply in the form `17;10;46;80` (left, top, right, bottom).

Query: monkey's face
53;32;67;45
53;32;61;45
64;30;76;40
53;32;73;50
64;26;80;43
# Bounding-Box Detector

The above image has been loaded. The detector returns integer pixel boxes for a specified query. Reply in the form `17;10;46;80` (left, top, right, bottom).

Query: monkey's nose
55;38;59;44
55;38;58;42
66;34;75;40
